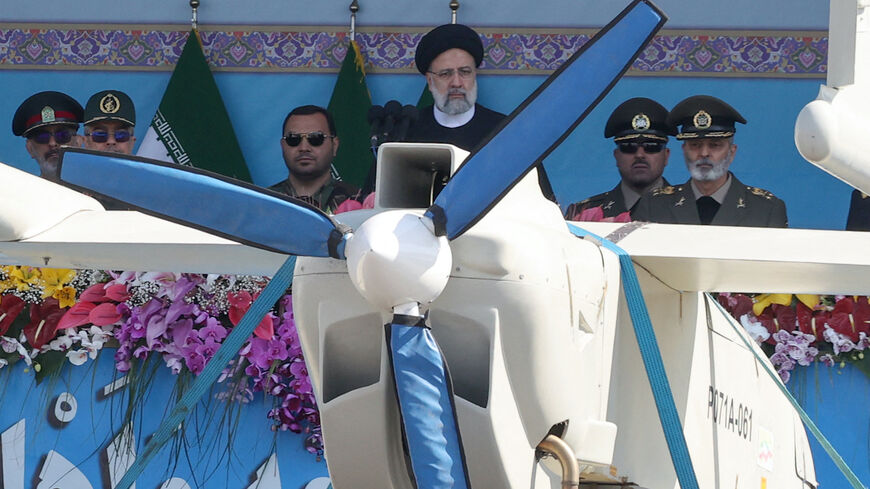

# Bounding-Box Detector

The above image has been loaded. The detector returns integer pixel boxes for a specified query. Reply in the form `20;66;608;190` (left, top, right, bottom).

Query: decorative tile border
0;24;827;77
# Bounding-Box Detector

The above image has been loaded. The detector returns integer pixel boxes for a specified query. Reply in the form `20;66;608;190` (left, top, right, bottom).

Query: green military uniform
565;178;670;220
564;97;675;220
632;174;787;227
268;175;362;215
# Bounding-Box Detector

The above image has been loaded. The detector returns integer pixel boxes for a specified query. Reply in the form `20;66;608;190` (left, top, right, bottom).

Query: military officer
565;97;675;221
632;95;787;227
12;90;84;181
83;90;136;155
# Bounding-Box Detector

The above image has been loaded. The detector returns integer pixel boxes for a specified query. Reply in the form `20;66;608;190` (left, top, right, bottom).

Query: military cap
84;90;135;126
12;91;83;137
415;23;484;74
667;95;746;140
604;97;676;142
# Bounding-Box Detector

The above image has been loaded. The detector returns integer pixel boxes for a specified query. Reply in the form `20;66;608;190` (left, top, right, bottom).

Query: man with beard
269;105;362;213
12;91;83;181
405;23;505;151
83;90;137;154
633;95;787;227
404;23;555;200
565;97;674;221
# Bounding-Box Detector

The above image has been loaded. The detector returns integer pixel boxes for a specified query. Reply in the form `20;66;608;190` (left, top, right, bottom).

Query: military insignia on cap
99;93;120;114
631;113;650;131
41;106;56;123
692;110;712;129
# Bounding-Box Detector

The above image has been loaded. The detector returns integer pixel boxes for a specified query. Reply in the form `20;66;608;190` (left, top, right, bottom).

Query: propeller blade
426;0;666;239
58;148;348;259
386;315;471;489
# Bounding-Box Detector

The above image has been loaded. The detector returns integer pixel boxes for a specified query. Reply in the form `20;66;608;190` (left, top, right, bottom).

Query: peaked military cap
12;91;83;137
84;90;136;126
667;95;746;140
415;23;484;74
604;97;676;142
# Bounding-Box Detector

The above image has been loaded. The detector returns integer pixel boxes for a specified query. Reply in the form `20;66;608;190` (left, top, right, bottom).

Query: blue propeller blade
387;317;471;489
426;0;666;239
58;149;348;259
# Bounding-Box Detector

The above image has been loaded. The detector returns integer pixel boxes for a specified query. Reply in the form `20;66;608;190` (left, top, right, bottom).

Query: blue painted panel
789;364;870;488
0;351;328;488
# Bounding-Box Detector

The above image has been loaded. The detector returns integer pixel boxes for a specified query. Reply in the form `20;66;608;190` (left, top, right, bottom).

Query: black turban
415;24;484;74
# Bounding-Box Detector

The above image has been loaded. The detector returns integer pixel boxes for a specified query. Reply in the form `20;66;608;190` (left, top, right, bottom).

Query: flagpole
349;0;359;42
190;0;199;30
449;0;459;24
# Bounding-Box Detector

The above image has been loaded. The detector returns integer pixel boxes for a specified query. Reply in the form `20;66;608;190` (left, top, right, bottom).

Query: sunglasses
283;131;334;147
618;142;666;154
87;129;132;143
28;129;75;145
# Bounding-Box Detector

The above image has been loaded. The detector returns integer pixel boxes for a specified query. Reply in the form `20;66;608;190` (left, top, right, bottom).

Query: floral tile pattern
0;24;827;77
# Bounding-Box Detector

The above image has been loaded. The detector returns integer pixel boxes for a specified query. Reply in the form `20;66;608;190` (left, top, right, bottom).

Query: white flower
740;314;770;343
66;349;89;366
47;334;74;352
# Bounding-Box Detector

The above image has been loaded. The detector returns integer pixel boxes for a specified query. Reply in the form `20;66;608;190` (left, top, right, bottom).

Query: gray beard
686;155;730;182
432;83;477;115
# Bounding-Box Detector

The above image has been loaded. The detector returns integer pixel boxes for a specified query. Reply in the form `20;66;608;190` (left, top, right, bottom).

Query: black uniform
405;104;505;152
632;174;787;228
846;189;870;231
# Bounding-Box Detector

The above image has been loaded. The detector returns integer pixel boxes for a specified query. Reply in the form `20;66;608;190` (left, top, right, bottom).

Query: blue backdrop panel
0;352;328;488
790;364;870;488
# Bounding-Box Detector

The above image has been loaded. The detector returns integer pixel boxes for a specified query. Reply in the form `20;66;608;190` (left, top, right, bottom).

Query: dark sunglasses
283;131;334;147
87;129;132;143
618;141;665;154
28;129;75;145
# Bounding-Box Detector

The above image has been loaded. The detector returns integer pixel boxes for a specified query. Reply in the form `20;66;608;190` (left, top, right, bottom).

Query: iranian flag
326;38;373;188
137;30;252;182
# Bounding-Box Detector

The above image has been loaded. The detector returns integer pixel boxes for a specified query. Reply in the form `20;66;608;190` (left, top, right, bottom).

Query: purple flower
198;317;227;342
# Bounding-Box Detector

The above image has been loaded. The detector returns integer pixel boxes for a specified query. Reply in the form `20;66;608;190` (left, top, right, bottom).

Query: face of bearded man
683;137;735;182
426;48;478;116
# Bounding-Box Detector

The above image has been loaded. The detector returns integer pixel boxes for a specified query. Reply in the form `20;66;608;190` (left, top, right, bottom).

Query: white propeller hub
345;210;452;312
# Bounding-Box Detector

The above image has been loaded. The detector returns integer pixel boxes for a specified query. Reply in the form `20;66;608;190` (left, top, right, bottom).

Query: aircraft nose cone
345;210;452;311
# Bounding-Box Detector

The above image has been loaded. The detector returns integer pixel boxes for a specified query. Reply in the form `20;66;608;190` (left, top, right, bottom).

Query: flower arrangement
0;265;321;457
718;293;870;383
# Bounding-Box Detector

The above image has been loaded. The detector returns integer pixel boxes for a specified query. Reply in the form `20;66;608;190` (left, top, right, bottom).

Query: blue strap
115;255;297;489
567;223;700;489
387;321;471;489
709;295;867;489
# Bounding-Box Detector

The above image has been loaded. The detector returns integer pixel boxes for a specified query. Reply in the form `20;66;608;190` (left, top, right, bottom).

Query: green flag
416;84;434;110
327;39;374;188
137;30;251;182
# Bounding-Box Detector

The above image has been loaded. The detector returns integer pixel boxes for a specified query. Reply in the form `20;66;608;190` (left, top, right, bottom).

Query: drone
3;0;870;487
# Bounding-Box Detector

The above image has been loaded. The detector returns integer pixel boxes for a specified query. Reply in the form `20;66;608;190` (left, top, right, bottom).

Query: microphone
382;100;403;142
394;104;419;142
367;105;385;148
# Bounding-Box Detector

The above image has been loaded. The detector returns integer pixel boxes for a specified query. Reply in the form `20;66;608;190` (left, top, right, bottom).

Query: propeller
56;1;666;487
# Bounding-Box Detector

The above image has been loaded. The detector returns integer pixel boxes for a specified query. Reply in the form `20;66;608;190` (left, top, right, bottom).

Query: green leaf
35;350;66;384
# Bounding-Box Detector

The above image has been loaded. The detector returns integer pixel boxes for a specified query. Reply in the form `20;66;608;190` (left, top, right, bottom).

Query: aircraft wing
0;209;287;276
573;221;870;295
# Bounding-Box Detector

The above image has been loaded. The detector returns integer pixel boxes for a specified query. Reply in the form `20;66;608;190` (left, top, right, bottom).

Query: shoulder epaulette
652;185;677;196
747;186;775;200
